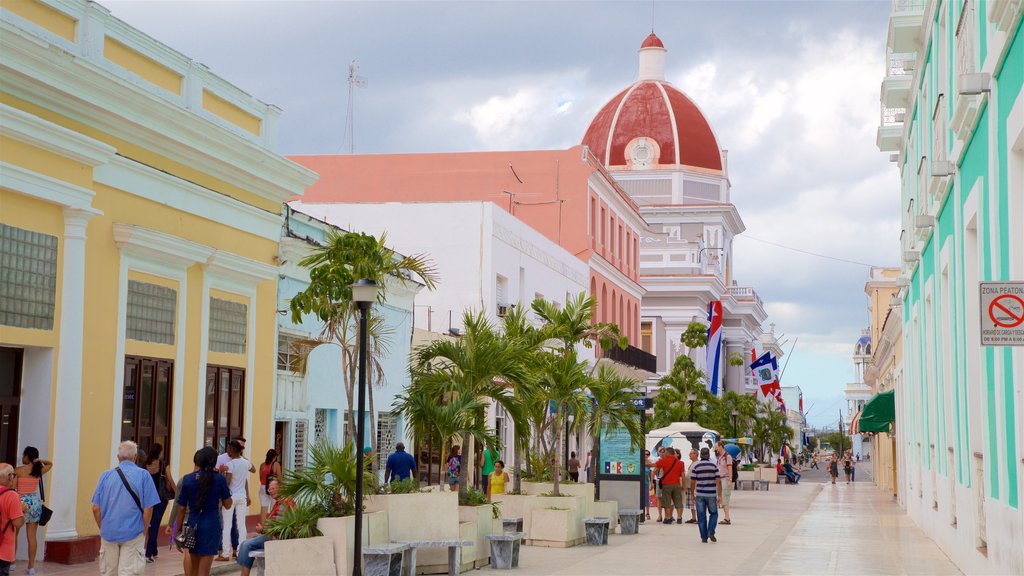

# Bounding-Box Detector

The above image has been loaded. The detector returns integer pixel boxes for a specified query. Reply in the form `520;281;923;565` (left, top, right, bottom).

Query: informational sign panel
980;282;1024;346
600;425;641;475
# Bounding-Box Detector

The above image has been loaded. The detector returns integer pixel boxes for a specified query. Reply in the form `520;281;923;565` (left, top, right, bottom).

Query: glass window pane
123;361;137;428
126;281;176;344
205;369;216;428
139;363;153;427
219;370;230;429
208;298;247;354
230;371;243;429
155;365;170;431
0;224;57;330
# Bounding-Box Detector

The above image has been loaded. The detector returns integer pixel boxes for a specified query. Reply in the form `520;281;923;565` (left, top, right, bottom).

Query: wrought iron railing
602;344;657;373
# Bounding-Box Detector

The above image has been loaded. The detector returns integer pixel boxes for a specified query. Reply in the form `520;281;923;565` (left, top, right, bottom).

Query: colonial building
0;0;315;562
876;0;1021;572
580;34;769;393
864;267;902;498
846;329;874;460
275;206;421;477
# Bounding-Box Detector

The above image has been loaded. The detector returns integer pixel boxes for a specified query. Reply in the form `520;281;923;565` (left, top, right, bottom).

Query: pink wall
590;269;640;344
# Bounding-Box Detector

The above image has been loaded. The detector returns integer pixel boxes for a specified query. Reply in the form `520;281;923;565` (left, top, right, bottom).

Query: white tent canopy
645;422;721;459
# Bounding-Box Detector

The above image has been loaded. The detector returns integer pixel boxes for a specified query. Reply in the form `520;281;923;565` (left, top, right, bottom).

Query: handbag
174;522;197;550
157;461;176;501
37;475;53;527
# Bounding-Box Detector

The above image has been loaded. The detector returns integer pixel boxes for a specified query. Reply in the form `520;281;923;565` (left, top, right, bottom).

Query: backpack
730;457;739;484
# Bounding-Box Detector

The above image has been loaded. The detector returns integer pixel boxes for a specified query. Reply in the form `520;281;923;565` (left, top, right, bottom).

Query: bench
363;543;409;576
249;550;265;576
501;517;524;534
485;532;524;570
737;479;771;491
618;509;642;535
396;539;473;576
583;518;610;546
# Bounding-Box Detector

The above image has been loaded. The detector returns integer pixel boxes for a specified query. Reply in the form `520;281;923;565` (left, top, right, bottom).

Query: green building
876;0;1022;573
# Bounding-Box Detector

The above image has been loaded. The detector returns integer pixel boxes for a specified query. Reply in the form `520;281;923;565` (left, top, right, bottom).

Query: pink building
291;148;647;344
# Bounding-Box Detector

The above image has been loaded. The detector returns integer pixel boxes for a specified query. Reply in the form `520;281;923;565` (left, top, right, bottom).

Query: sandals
214;555;231;562
646;512;651;520
720;519;732;525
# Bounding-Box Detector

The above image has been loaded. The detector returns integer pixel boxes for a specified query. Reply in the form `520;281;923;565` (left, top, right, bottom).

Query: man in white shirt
217;441;251;561
217;436;254;556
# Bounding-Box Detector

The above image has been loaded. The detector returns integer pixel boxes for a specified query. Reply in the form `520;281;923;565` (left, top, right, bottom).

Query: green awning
858;390;895;433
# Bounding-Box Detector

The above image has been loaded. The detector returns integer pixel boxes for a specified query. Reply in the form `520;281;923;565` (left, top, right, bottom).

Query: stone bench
583;518;610;546
501;517;524;534
617;509;642;535
737;479;770;491
363;543;409;576
249;550;265;576
485;532;524;570
396;539;473;576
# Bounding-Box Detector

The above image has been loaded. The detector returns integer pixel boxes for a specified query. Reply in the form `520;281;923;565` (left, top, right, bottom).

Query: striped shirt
690;460;720;498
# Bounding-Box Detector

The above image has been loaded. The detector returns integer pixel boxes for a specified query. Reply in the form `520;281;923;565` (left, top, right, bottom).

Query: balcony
727;286;763;308
601;343;657;374
881;52;915;108
876;105;906;152
988;0;1023;32
887;0;925;53
952;0;987;142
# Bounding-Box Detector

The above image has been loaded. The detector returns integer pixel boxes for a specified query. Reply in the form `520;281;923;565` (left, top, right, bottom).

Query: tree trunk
513;446;523;494
459;432;470;501
592;431;601;499
552;406;563;496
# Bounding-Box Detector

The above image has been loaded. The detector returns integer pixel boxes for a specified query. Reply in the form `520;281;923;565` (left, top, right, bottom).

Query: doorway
121;356;174;458
0;347;23;465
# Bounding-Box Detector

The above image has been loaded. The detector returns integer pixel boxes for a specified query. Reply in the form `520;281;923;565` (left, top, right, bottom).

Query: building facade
580;34;769;392
275;206;421;477
866;267;903;499
0;0;315;561
846;330;875;460
876;1;1022;572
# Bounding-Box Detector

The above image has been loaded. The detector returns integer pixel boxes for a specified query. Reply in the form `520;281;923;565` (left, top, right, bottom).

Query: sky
104;0;902;428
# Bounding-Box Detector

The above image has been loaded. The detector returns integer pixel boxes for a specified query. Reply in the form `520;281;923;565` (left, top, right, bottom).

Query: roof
640;32;665;49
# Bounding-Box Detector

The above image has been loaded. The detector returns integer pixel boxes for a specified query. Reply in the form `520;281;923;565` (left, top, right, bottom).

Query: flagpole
838;409;845;457
778;337;799;381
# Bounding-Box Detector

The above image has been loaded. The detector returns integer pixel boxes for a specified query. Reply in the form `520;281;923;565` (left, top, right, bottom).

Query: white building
845;329;874;460
780;385;805;456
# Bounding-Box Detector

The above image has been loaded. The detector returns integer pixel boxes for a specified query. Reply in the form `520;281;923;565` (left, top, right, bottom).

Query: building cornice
0;102;116;166
591;253;646;301
639;203;745;235
113;222;215;267
0;160;99;211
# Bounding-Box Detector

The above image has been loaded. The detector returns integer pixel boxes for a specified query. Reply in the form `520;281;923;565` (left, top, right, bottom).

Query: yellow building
864;267;901;498
0;0;316;562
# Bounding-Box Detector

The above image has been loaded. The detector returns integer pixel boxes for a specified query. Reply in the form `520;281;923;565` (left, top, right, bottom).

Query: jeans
786;471;801;483
695;495;718;541
236;535;270;569
481;473;489;494
222;498;247;554
0;560;11;575
146;499;169;558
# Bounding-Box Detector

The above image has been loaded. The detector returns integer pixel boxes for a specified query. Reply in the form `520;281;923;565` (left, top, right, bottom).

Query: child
487;460;510;500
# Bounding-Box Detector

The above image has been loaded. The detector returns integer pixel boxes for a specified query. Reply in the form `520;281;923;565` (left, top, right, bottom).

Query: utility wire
739;235;881;268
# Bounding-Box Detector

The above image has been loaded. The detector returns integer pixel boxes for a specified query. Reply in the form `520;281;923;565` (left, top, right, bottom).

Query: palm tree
413;311;528;499
289;229;437;445
651;355;717;429
586;365;644;498
534;349;591;496
752;400;793;461
531;294;626;363
498;305;545;493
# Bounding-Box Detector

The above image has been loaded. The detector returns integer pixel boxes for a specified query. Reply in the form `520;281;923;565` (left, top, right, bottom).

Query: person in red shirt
0;463;27;576
654;447;685;524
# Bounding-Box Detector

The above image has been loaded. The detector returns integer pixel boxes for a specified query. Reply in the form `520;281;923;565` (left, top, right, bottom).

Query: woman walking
175;447;233;576
15;447;51;575
486;460;510;501
828;455;839;484
145;443;176;563
258;450;282;522
843;452;854;484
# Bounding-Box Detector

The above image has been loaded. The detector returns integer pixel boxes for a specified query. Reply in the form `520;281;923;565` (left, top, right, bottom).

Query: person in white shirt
216;436;254;556
216;441;251;562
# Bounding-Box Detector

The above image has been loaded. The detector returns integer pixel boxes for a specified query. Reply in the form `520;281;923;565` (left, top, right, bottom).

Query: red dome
640;33;664;49
582;80;722;171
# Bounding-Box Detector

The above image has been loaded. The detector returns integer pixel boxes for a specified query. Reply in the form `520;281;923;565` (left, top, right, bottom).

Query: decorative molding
95;156;283;241
590;254;645;301
493;221;587;286
0;103;116;166
206;250;277;285
0;161;99;211
112;223;215;267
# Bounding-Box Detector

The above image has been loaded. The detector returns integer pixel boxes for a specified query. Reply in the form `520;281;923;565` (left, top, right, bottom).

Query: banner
706;300;723;395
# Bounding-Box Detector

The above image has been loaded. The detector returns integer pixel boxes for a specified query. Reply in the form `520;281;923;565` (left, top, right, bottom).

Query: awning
858;390;895;433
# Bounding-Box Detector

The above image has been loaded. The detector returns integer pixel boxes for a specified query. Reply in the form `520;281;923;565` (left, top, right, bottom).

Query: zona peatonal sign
980;282;1024;346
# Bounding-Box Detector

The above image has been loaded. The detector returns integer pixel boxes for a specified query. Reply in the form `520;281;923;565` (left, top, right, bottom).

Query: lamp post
731;409;739;439
686;392;697;422
350;279;380;576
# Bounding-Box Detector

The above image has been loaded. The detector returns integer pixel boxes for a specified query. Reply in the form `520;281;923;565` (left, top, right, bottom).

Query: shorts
20;492;42;523
685;487;695;509
721;483;732;506
660;484;683;509
258;485;273;508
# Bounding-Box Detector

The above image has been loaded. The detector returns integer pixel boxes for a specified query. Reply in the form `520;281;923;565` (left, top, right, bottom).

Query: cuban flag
706;300;723;395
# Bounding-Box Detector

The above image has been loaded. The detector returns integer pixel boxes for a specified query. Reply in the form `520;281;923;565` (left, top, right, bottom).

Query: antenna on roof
343;60;368;154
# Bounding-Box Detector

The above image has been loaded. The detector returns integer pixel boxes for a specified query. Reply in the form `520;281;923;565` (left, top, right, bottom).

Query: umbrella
723;444;741;458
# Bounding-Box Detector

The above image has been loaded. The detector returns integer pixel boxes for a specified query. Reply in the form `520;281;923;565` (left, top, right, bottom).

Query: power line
739;235;882;268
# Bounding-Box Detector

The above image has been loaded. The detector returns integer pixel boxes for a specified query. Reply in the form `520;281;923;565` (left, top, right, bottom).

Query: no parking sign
980;282;1024;346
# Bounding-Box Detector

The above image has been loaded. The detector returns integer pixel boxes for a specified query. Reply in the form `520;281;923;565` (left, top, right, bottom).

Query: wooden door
0;347;22;465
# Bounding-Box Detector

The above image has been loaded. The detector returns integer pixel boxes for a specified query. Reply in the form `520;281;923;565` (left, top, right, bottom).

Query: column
724;339;745;394
46;208;95;541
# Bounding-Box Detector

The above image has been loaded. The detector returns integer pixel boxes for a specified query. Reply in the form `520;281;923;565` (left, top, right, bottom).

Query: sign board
600;425;641;476
980;282;1024;346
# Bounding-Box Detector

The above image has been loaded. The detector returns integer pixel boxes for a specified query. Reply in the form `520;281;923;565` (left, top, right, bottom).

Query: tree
533;350;591;496
413;311;528;499
586;365;644;497
497;305;545;493
819;431;850;454
289;230;437;447
651;355;716;429
751;400;793;461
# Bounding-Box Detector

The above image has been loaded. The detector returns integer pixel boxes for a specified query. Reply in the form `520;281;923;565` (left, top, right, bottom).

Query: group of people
644;441;735;544
0;447;52;576
383;442;512;501
827;451;857;484
89;438;289;576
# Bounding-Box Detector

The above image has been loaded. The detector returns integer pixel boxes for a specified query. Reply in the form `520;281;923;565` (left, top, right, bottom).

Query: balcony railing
727;286;763;308
956;0;977;76
892;0;925;12
881;105;907;126
887;52;915;75
601;344;657;373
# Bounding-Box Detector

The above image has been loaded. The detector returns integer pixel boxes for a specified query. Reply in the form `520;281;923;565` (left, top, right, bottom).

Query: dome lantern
638;33;667;81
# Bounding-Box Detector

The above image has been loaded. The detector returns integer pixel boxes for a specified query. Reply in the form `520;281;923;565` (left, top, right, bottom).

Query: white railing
727;286;764;308
887;52;916;75
892;0;926;12
881;105;907;127
933;95;948;161
956;0;977;76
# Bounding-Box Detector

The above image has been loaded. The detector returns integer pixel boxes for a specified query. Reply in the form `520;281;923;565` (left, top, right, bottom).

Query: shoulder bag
157;460;176;501
173;472;199;550
37;475;53;526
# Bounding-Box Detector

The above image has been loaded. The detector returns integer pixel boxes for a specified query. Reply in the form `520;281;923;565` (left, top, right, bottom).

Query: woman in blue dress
175;447;232;576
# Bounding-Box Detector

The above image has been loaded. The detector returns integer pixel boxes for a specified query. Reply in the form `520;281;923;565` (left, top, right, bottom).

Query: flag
706;300;723;396
750;352;778;388
750;347;758;364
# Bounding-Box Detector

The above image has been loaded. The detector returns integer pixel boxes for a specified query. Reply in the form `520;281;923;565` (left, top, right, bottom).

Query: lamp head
686;392;697;403
350;278;381;307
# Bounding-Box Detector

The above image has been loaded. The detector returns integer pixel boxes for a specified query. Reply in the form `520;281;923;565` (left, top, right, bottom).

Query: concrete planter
491;494;532;524
738;470;758;483
366;491;460;571
314;512;389;576
528;508;583;548
264;536;337;576
458;505;493;569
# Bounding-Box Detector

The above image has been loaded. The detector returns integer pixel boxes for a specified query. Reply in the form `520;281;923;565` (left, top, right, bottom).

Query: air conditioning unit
497;304;512;317
889;153;900;163
931;161;956;177
915;214;936;228
958;73;991;95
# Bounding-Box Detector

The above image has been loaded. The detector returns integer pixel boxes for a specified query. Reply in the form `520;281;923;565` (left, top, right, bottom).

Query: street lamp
350;278;380;576
731;409;739;439
686;392;697;422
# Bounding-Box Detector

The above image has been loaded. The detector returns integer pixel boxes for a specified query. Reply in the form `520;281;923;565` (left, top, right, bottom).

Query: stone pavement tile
29;551;241;576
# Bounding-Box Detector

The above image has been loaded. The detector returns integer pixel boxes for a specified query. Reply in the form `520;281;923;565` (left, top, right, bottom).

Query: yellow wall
103;36;183;95
202;90;261;136
0;136;92;188
2;0;77;42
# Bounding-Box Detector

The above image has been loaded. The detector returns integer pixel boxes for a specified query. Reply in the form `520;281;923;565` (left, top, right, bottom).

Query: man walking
92;441;160;576
0;464;26;576
684;448;699;524
217;436;253;558
653;447;684;524
218;441;251;561
479;444;498;493
715;441;734;525
385;443;417;484
690;447;722;543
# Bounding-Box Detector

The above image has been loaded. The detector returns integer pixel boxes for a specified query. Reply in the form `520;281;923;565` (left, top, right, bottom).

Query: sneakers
676;518;682;524
25;569;37;575
662;518;674;524
710;534;717;542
